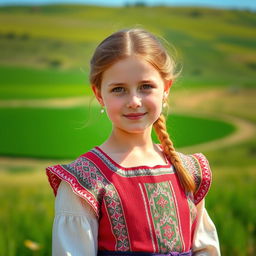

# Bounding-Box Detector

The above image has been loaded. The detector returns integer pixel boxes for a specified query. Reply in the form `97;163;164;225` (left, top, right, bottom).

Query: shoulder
177;152;212;204
46;151;105;217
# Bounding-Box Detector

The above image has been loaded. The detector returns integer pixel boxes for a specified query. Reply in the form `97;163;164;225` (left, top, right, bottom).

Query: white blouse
52;181;221;256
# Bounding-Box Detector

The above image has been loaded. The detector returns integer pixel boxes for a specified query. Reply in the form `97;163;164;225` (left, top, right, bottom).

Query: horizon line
0;2;255;12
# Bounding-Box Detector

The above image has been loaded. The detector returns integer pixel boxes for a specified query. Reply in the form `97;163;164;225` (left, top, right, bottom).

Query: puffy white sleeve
52;180;98;256
192;199;221;256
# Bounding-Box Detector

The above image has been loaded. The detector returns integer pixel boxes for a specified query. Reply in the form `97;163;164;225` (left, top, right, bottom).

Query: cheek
104;98;122;118
146;95;163;117
105;97;122;109
146;94;162;108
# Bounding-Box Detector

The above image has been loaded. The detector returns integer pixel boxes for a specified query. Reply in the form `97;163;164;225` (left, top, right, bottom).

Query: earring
100;106;105;114
162;97;167;108
162;92;168;108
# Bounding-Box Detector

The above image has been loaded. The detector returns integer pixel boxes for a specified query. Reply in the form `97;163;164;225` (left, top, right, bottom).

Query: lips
123;112;147;120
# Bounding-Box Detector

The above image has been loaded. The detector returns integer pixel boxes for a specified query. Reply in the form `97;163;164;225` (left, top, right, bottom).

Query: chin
122;126;152;134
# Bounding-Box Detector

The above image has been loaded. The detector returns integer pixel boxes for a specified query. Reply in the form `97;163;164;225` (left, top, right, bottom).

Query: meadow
0;106;235;159
0;4;255;256
0;5;255;92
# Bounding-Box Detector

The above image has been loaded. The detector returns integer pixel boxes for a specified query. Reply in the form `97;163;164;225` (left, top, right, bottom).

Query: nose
126;94;142;109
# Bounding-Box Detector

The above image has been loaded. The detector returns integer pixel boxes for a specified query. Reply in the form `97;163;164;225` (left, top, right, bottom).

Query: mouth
123;112;147;120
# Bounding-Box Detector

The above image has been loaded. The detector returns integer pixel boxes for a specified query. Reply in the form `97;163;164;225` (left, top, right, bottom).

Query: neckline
94;144;171;171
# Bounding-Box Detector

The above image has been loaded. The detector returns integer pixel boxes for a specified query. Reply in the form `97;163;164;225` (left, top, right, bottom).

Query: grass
0;106;235;159
205;139;256;255
0;66;88;86
0;5;255;90
0;171;53;256
0;66;92;99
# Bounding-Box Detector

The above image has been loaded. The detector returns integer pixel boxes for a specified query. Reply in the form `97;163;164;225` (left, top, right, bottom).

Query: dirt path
0;96;96;108
0;88;255;168
177;111;255;153
172;87;256;152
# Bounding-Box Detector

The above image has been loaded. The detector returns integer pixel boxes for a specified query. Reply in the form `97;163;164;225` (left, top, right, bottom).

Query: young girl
46;28;220;256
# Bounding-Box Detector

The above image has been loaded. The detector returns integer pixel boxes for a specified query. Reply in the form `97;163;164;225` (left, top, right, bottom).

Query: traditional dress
46;146;220;256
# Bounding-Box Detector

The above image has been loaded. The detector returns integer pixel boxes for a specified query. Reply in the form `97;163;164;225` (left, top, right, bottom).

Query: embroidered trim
46;156;131;250
143;181;183;253
91;148;174;177
77;156;131;251
139;183;157;252
178;152;201;192
192;153;212;204
178;152;212;205
102;184;131;251
46;163;100;217
187;196;197;225
46;156;111;217
170;181;185;251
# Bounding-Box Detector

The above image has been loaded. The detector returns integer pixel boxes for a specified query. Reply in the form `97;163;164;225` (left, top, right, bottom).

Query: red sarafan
46;146;211;253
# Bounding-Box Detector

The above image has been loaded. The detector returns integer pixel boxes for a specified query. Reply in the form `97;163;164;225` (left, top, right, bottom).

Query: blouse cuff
53;181;98;256
192;200;221;256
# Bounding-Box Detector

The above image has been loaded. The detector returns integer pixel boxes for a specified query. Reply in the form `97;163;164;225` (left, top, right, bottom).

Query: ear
164;80;173;96
92;85;104;106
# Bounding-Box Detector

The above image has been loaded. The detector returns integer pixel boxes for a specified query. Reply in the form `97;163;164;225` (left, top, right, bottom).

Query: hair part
90;28;178;88
89;27;195;192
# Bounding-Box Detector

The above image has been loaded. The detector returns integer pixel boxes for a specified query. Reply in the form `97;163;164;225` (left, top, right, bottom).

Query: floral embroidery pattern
144;181;183;252
91;148;174;177
157;196;168;208
138;183;157;252
48;156;131;251
104;184;130;251
187;193;197;224
177;152;201;190
65;157;106;203
193;153;212;204
178;152;212;204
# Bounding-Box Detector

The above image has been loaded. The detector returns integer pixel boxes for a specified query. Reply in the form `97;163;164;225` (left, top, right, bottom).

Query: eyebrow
140;80;155;84
107;80;155;87
107;82;125;87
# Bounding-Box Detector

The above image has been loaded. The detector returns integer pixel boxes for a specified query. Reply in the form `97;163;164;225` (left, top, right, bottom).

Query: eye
111;87;125;93
140;83;154;90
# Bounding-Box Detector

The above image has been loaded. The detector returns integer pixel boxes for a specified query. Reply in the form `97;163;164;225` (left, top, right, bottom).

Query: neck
100;126;155;154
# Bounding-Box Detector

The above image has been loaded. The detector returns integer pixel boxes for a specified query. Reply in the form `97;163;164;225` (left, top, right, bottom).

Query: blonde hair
89;28;195;192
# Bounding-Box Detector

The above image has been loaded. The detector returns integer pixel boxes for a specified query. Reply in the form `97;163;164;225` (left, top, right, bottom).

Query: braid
153;114;196;192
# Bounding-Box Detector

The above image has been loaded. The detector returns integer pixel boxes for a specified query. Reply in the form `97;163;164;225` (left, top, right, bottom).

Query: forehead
101;55;163;85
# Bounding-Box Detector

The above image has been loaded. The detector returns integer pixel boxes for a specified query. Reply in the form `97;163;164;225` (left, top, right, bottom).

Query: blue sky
0;0;255;11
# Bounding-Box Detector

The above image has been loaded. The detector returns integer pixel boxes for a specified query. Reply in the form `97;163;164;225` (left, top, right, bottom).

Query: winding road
0;88;255;168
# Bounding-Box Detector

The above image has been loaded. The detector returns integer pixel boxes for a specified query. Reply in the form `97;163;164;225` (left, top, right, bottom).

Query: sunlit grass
0;170;53;256
0;106;235;159
0;5;255;89
206;141;256;255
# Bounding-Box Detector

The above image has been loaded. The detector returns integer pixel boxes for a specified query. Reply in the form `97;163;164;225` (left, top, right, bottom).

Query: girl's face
93;55;171;135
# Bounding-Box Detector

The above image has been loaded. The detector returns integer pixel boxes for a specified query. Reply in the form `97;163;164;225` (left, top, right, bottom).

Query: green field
0;106;235;159
0;4;255;256
0;4;256;98
0;66;91;99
